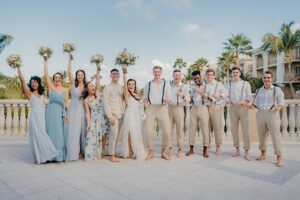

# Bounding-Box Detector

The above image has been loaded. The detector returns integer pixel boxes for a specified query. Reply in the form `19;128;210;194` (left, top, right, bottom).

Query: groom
103;68;125;162
144;66;172;160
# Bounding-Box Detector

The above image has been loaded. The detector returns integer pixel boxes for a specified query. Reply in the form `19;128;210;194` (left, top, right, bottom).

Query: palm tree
173;58;187;69
217;51;235;83
261;21;300;75
223;33;253;67
190;57;208;72
0;33;13;54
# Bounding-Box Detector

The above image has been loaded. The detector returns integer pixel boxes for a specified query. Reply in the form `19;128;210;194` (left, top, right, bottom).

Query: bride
120;64;146;160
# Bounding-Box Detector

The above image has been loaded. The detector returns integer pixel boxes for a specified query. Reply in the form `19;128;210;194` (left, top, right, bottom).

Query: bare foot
256;155;266;161
232;151;240;157
186;150;194;156
244;150;251;161
161;153;170;160
215;146;221;155
276;156;283;167
177;149;183;158
109;156;119;163
130;153;136;160
145;153;154;161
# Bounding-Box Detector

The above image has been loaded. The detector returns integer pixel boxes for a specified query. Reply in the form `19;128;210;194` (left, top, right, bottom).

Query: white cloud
159;0;192;10
182;23;215;40
292;22;300;31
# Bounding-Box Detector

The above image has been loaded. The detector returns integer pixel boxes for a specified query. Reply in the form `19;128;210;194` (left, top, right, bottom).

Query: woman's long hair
75;69;86;87
80;81;97;100
27;76;44;95
127;79;140;101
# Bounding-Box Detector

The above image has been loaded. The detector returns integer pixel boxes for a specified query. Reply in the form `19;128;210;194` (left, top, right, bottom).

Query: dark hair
27;76;44;95
191;70;200;76
75;70;86;87
52;72;63;81
206;69;215;75
110;68;119;73
173;69;181;74
153;66;162;71
80;81;96;100
231;67;241;73
127;79;140;101
264;71;273;77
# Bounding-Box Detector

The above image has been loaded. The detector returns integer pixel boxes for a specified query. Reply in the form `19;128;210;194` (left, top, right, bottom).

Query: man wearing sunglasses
252;71;284;167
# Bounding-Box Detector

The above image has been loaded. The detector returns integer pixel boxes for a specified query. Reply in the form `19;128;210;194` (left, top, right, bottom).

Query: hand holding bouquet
7;54;22;69
63;43;75;60
39;46;53;60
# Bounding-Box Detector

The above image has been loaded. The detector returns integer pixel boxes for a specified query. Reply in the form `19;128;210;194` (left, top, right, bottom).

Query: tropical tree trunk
235;50;239;67
226;67;230;84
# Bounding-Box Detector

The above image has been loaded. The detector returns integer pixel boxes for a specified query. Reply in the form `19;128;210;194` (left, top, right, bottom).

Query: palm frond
0;34;13;54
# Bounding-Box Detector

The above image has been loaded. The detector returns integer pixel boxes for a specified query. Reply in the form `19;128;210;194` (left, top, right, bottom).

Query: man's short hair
231;66;241;73
110;68;119;73
206;69;215;75
191;70;200;76
153;66;162;71
173;69;181;74
264;71;273;77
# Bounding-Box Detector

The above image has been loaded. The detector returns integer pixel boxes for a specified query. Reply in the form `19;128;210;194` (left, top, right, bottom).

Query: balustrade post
295;104;300;137
19;103;27;135
288;104;296;136
281;104;288;137
12;103;19;135
5;104;12;135
225;105;232;138
0;104;5;135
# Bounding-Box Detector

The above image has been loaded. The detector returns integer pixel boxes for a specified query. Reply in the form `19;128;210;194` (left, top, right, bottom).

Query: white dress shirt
170;82;190;106
204;80;228;105
143;79;171;105
227;79;252;105
253;85;285;110
190;82;206;106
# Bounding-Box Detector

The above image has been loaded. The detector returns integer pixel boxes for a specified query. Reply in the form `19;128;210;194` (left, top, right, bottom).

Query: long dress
46;90;67;162
28;94;58;164
85;96;109;161
66;84;86;161
121;97;146;161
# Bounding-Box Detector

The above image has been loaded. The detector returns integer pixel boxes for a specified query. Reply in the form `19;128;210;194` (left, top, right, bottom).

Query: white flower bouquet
7;54;22;69
115;48;137;66
39;46;53;60
91;54;104;70
63;43;75;60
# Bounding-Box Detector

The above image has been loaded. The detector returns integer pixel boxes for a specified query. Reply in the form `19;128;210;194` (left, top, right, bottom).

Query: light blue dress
28;94;58;164
66;84;86;161
46;90;67;162
85;96;109;161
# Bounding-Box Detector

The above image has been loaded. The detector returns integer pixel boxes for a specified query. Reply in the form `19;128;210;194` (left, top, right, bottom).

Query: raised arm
44;59;54;92
83;99;91;131
122;64;129;105
17;67;31;99
67;56;74;85
95;65;101;95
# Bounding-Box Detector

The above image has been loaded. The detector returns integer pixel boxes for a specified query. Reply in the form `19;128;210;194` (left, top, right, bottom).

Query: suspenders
252;85;277;110
147;81;166;105
229;80;245;103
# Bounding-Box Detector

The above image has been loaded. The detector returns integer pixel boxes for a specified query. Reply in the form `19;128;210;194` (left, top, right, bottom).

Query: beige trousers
208;105;223;145
229;105;250;149
107;116;124;156
189;106;210;146
163;105;184;148
256;110;282;155
145;105;171;149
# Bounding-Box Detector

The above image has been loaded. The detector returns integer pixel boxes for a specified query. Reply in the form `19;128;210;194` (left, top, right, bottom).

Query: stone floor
0;142;300;200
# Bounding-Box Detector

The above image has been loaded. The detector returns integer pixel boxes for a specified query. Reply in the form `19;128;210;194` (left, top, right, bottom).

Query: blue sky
1;0;300;87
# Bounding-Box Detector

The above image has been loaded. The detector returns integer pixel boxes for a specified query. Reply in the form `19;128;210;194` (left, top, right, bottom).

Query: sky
1;0;300;87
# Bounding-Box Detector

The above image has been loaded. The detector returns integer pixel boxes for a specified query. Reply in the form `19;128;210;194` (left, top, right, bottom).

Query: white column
0;104;5;135
252;55;257;77
12;103;19;135
5;104;12;134
281;104;289;136
262;52;269;72
19;104;27;135
276;52;285;83
295;104;300;137
289;104;296;136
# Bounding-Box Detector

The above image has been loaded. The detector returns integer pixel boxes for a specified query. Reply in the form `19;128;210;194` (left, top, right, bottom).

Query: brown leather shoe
203;146;209;158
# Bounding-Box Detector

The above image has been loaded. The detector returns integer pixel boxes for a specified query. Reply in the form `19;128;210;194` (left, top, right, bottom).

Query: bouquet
39;46;53;60
91;54;104;70
63;43;75;60
115;48;137;66
6;54;22;69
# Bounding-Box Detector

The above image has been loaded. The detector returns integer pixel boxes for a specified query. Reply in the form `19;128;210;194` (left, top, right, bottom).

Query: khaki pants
107;116;124;156
229;105;250;149
208;105;223;145
164;105;184;148
145;105;171;149
189;106;210;146
256;110;282;155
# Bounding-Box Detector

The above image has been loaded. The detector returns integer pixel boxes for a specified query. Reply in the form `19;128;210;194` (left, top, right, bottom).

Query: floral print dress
85;96;109;161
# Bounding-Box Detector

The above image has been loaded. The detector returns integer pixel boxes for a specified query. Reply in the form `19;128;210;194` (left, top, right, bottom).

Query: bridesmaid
66;54;86;161
44;57;69;162
17;67;58;164
82;66;109;161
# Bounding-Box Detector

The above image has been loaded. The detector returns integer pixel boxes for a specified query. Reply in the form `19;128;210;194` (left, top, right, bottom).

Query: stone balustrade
0;99;300;142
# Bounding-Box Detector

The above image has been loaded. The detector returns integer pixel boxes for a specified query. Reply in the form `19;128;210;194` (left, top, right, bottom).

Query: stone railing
0;99;300;142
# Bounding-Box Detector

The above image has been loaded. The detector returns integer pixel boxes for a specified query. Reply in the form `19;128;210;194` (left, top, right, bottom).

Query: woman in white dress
120;64;146;160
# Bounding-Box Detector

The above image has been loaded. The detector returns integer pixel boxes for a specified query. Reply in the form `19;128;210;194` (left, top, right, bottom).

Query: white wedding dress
121;96;146;161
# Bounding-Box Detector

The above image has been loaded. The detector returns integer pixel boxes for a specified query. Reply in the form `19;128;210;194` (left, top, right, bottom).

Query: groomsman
166;69;190;158
252;71;284;167
144;66;172;160
103;69;125;162
227;67;252;160
186;70;210;158
202;69;228;155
